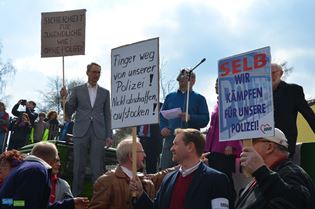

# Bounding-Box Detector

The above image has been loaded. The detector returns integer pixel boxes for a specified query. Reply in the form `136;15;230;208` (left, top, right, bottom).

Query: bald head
31;142;58;165
271;63;283;90
271;63;283;72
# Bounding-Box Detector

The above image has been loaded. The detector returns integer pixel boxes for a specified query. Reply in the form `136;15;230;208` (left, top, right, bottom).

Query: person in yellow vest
29;112;48;144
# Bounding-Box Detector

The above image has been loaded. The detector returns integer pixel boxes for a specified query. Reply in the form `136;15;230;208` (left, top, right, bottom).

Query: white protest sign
111;38;159;129
218;47;274;141
41;9;86;57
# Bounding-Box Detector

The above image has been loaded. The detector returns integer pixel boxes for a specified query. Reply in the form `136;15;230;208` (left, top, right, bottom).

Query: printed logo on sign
1;198;13;206
260;124;272;134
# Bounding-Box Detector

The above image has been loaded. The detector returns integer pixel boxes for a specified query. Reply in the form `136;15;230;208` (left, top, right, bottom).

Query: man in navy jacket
130;128;232;209
0;142;89;209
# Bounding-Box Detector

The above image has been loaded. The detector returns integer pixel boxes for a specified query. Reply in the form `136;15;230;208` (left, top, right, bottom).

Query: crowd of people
0;100;74;153
0;62;314;209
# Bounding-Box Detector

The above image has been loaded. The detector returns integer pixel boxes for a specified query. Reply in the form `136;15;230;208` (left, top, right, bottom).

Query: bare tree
280;61;293;80
160;59;176;102
112;127;132;147
0;43;16;103
37;76;84;113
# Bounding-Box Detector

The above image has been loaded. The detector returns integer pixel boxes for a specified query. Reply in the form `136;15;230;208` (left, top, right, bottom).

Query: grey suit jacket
65;83;112;139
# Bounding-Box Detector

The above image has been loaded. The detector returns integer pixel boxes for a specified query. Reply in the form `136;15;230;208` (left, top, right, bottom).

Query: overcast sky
1;0;314;117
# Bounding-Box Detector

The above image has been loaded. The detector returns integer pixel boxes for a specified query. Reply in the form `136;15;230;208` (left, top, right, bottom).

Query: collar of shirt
121;166;133;179
179;161;201;177
87;83;98;107
177;89;194;94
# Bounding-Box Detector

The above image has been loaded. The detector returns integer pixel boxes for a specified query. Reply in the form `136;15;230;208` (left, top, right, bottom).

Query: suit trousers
160;136;176;169
72;124;105;196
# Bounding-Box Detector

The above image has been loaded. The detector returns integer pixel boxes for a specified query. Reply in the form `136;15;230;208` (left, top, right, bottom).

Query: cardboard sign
111;38;159;129
41;9;86;57
218;47;274;141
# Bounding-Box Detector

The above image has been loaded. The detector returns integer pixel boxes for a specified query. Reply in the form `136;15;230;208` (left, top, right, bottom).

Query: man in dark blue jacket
0;142;89;209
130;128;232;209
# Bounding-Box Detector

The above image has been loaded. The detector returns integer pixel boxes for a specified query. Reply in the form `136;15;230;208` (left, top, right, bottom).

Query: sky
1;0;315;119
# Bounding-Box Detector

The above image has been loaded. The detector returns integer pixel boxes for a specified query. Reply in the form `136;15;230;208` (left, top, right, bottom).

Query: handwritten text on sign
111;38;159;129
218;47;274;141
41;9;86;57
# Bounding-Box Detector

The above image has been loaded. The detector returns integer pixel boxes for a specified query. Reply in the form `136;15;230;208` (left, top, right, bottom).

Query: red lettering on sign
219;53;267;77
220;62;229;77
254;53;267;68
232;59;241;74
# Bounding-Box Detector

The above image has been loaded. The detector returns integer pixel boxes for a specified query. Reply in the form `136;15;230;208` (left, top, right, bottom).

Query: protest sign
111;38;159;129
218;47;274;141
41;9;86;57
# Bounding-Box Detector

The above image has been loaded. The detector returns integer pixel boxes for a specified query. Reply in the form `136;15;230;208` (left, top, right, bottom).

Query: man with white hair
89;138;156;209
272;63;315;158
236;128;315;209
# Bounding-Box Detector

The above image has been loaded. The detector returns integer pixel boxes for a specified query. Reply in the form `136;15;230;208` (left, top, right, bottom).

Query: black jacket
273;81;315;155
236;160;315;209
11;103;38;126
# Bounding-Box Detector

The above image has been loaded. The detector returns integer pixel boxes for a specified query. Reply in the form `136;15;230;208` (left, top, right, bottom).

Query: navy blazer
0;157;74;209
135;162;232;209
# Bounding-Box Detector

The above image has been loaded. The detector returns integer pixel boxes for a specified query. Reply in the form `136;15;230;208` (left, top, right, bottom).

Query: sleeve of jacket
89;175;112;209
159;97;169;130
147;166;178;192
11;103;21;117
253;165;315;209
104;89;113;139
48;199;74;209
189;95;210;128
295;85;315;133
134;192;155;209
63;182;73;199
65;87;78;118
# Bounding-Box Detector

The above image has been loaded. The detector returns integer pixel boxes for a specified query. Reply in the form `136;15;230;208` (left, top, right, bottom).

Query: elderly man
131;128;232;209
159;69;209;169
0;142;89;209
237;128;315;209
89;138;156;209
272;63;315;158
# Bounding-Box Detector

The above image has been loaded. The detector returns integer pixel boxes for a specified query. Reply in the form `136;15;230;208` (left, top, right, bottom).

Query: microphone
190;58;206;73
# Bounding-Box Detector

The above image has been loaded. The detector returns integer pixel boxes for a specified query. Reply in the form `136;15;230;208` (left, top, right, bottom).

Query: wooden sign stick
131;127;137;199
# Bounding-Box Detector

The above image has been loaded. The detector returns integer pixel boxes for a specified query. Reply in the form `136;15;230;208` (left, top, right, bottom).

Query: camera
20;99;27;106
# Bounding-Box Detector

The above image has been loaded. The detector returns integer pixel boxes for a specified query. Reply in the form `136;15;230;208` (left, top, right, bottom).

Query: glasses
136;150;145;153
89;70;101;74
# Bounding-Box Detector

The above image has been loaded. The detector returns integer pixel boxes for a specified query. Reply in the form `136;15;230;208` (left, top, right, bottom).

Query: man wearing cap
272;63;315;158
159;69;209;169
236;128;315;209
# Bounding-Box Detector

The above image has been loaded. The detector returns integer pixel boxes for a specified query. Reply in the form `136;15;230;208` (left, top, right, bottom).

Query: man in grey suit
60;62;113;196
